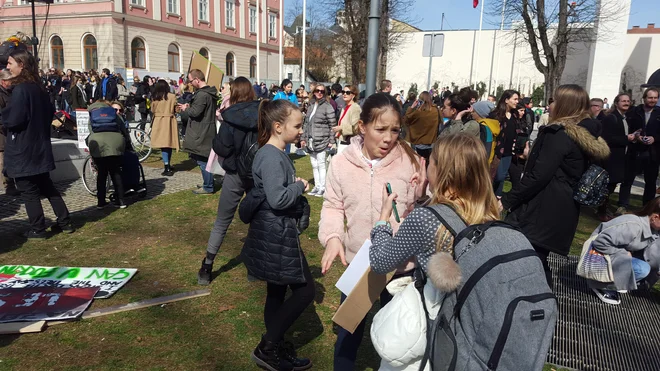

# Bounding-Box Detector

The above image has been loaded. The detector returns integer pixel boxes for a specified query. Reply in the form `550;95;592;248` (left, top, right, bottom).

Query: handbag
573;164;610;207
576;234;615;283
205;148;226;176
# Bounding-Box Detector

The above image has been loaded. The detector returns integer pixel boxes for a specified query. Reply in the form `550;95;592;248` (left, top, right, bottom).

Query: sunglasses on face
114;108;124;114
314;89;325;94
343;90;353;95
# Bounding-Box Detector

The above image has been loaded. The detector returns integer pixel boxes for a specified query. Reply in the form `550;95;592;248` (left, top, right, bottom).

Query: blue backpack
90;106;119;133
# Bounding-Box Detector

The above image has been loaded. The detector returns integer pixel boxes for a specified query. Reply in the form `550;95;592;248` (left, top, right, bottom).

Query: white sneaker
617;289;628;294
592;288;621;305
315;189;325;198
307;187;319;196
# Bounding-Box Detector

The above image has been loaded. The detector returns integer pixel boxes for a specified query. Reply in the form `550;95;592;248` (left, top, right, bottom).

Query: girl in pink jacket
318;92;427;369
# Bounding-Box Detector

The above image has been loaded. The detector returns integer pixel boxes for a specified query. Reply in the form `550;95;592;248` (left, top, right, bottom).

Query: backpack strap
425;204;468;237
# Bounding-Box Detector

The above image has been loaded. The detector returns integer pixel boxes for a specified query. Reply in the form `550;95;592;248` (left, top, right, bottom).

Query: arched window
50;36;64;70
199;47;209;59
226;52;235;77
82;34;98;71
168;44;180;73
249;56;256;78
131;38;146;69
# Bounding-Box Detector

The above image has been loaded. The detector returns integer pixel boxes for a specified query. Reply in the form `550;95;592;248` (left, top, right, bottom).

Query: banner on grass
0;265;137;299
0;287;98;323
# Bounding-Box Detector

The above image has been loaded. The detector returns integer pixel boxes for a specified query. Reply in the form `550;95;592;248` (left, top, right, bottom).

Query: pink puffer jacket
319;136;420;271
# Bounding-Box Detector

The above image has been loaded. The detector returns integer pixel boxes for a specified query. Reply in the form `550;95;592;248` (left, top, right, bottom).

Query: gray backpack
416;205;557;371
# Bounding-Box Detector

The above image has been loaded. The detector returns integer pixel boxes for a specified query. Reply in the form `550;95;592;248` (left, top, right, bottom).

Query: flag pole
473;0;485;91
493;0;506;95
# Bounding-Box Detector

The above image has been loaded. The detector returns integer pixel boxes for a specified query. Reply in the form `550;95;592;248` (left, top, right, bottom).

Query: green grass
0;158;654;370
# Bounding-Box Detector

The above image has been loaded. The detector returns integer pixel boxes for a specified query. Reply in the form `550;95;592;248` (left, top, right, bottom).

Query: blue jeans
493;156;513;197
632;257;651;281
193;155;214;193
285;143;291;154
161;148;172;166
334;290;393;370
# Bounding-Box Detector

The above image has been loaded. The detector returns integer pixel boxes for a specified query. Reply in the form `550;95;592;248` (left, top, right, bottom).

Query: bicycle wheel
82;156;98;196
130;128;152;162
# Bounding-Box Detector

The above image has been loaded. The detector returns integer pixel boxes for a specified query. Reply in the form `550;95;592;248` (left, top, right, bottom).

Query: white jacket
370;277;444;371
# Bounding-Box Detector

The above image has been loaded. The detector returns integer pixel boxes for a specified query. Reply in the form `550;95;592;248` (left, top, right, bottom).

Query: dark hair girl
491;89;521;196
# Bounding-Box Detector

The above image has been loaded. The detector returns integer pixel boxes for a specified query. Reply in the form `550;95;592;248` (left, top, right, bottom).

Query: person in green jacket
86;100;130;209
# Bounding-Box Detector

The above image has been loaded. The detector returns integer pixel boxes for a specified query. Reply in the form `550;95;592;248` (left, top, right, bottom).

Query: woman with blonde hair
333;84;361;153
502;84;610;288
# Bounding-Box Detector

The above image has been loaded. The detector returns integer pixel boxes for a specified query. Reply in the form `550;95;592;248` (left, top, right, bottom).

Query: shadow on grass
211;256;243;280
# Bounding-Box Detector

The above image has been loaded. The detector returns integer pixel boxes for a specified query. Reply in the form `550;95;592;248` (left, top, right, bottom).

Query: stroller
107;151;148;203
51;111;78;140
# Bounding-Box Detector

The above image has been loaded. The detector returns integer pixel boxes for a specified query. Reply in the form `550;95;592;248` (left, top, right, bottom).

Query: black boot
280;341;312;370
197;259;212;286
161;165;174;177
251;336;294;371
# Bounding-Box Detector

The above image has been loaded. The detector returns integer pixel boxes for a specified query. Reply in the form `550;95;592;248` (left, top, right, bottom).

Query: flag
473;0;479;8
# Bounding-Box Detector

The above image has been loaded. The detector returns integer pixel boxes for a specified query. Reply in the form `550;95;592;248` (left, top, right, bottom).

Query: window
225;53;235;76
130;0;144;6
168;44;180;72
199;47;209;59
225;0;235;28
249;56;256;78
167;0;179;14
131;38;146;69
50;36;64;70
249;7;256;34
198;0;208;22
82;34;98;71
269;13;276;38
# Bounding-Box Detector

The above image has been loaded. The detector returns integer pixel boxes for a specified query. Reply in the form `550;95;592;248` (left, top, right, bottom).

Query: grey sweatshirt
252;144;305;210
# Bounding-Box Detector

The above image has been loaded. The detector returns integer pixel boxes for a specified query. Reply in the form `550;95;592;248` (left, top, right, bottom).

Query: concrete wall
622;31;660;102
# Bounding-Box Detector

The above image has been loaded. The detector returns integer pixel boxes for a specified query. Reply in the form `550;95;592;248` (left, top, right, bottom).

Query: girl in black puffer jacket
239;99;314;371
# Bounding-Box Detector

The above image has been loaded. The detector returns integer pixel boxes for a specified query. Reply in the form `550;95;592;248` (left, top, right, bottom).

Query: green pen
386;183;401;223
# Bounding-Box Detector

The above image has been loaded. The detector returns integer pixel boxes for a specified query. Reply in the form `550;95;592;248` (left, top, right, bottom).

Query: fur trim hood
553;120;611;161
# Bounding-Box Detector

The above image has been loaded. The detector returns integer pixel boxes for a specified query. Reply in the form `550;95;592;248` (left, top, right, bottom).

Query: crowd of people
3;38;660;370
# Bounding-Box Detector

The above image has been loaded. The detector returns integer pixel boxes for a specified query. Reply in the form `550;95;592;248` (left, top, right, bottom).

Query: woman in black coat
2;50;74;238
70;75;88;110
597;93;633;220
502;85;610;288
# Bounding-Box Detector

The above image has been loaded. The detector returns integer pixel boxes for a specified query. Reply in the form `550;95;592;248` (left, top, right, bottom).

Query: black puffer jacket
213;100;259;174
239;187;307;285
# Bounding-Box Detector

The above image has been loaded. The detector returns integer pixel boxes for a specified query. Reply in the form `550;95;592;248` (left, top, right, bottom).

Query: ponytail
257;99;299;147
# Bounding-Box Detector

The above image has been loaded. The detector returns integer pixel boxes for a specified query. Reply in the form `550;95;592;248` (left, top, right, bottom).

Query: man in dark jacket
598;93;632;220
101;68;118;101
0;70;19;195
134;76;151;130
180;69;218;195
46;68;62;110
618;88;660;210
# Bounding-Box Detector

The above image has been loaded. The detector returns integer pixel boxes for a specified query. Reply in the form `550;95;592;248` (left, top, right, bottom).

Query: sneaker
615;206;627;216
161;165;174;177
307;187;319;196
280;341;312;371
192;188;214;195
592;288;621;305
197;259;213;286
251;336;294;371
116;202;127;209
314;189;325;198
4;187;21;196
23;230;48;240
96;202;110;210
51;223;75;234
617;289;628;294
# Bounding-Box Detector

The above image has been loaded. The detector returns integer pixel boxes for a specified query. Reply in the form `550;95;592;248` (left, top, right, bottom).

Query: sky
286;0;660;31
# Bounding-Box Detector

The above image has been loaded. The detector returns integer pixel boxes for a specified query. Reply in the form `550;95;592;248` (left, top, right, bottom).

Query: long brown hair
549;84;591;125
257;99;299;147
429;133;500;226
359;92;420;171
8;50;42;89
418;91;434;112
635;197;660;217
494;90;520;122
230;76;256;104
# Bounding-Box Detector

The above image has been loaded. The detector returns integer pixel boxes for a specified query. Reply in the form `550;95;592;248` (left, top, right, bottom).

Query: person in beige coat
150;80;180;176
333;84;361;153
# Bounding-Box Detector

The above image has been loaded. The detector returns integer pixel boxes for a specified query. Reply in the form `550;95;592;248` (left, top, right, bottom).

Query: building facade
0;0;282;82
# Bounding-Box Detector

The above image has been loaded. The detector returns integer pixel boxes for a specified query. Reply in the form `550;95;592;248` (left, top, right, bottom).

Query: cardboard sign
336;240;372;296
0;265;137;299
0;287;98;323
332;267;396;334
76;109;90;149
187;51;224;93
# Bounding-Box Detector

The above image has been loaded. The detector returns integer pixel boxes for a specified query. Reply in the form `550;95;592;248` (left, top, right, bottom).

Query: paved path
0;165;200;236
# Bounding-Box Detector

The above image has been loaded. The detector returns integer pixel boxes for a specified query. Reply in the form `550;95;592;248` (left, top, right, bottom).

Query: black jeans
15;172;70;232
263;253;316;343
619;156;659;208
508;156;525;191
138;110;150;131
95;156;124;205
532;244;553;290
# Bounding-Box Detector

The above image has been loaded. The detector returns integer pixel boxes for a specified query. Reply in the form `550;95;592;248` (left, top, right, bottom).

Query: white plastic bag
205;149;226;176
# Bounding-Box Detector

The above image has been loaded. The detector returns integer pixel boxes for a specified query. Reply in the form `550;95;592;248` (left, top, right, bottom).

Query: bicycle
128;127;152;162
81;152;110;196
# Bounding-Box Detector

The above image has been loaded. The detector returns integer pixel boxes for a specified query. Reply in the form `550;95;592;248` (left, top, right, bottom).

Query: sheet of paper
335;240;372;296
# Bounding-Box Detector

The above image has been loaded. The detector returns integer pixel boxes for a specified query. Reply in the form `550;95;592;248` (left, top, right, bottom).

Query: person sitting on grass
588;197;660;305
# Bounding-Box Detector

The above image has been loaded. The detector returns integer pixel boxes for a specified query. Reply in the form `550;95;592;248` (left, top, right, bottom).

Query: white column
114;0;123;13
239;0;246;38
473;0;485;90
301;0;306;85
185;0;193;27
278;0;283;83
214;0;221;33
153;0;162;21
256;0;260;83
586;0;632;99
262;0;268;44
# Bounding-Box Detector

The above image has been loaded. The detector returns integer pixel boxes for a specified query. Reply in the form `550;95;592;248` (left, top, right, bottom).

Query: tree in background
495;84;505;100
490;0;623;99
408;83;419;97
475;81;487;100
531;83;545;106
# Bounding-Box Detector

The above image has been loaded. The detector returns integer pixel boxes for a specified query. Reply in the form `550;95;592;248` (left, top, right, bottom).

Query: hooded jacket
319;136;421;271
404;106;440;145
213;100;260;174
182;85;218;157
503;118;610;255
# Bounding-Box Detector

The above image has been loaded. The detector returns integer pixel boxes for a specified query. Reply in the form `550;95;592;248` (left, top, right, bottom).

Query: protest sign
188;51;224;93
0;265;137;299
76;109;90;149
0;287;98;323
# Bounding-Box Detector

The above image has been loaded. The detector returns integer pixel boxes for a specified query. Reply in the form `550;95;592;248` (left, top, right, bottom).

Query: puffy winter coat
302;98;336;152
503;119;610;255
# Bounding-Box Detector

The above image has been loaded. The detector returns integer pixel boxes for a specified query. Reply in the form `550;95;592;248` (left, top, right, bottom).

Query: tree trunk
378;0;390;84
